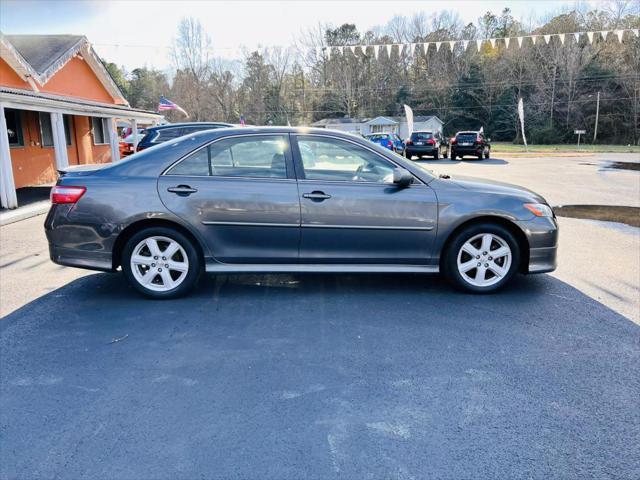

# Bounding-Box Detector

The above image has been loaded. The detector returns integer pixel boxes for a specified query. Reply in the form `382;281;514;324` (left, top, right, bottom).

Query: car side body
45;127;557;297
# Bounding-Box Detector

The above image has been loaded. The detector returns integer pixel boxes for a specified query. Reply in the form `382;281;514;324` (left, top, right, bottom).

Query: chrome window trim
293;133;426;186
161;132;292;179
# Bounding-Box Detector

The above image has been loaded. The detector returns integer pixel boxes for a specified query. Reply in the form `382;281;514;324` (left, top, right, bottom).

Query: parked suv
404;131;448;159
364;133;404;154
450;131;491;160
136;122;233;152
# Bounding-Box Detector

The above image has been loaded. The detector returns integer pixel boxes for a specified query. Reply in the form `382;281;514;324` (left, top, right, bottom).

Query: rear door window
166;135;289;178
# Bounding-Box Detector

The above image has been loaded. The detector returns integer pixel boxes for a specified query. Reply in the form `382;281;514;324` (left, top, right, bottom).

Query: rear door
158;134;301;263
291;134;438;264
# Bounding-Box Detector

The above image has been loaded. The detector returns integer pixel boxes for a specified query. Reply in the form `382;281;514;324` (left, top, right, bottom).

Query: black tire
442;222;521;294
450;151;456;160
477;152;483;160
484;149;490;159
122;226;201;299
434;149;440;160
442;148;449;159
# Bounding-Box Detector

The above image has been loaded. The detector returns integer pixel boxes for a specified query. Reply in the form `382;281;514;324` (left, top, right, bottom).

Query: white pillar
106;117;120;162
50;112;69;170
131;119;139;151
0;103;18;209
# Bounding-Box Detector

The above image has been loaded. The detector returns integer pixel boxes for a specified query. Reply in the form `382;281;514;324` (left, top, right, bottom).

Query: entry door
292;135;438;264
158;134;300;263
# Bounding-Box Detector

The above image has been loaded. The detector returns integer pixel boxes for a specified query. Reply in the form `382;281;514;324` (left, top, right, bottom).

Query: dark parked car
450;131;491;160
364;132;404;154
46;127;557;298
136;122;233;152
404;131;449;159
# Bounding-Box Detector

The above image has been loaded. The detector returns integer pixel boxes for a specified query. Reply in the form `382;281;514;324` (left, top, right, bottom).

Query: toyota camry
45;127;558;298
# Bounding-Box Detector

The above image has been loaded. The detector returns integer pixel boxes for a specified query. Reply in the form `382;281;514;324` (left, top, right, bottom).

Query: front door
292;134;438;264
158;134;300;263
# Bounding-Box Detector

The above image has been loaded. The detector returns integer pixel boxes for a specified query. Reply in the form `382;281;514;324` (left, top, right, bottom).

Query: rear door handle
167;185;198;196
303;191;331;201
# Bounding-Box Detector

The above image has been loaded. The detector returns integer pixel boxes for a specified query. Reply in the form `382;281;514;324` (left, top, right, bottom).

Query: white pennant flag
409;43;416;56
476;39;483;51
505;37;511;48
373;45;380;59
615;30;624;42
633;29;639;37
489;38;496;48
587;31;594;44
544;34;551;44
386;44;393;56
601;30;610;40
326;47;331;60
517;36;523;48
449;40;456;51
349;45;357;55
558;33;565;45
463;40;469;50
573;32;580;43
518;97;527;150
422;43;429;54
435;41;442;52
531;35;538;45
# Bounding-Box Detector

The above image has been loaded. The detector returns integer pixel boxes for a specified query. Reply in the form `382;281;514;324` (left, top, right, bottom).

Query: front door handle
303;191;332;201
167;185;198;196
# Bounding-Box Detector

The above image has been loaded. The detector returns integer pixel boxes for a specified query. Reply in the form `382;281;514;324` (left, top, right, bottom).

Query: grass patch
492;142;640;153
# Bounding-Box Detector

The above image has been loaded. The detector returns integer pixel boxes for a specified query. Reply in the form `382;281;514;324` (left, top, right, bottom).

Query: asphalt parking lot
1;153;639;479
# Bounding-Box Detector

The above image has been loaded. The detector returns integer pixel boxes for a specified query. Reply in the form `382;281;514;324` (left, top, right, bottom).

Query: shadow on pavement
1;271;639;479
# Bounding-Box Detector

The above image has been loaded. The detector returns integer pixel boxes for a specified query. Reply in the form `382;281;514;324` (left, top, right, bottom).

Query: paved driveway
1;153;639;479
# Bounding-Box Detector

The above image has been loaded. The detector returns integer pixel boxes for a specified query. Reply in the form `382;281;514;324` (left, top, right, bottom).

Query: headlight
524;203;554;217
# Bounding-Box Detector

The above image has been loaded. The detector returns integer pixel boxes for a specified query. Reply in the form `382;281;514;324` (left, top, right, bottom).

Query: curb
0;202;50;226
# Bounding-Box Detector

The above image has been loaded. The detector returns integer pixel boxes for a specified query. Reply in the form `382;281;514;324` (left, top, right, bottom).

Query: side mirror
393;167;413;187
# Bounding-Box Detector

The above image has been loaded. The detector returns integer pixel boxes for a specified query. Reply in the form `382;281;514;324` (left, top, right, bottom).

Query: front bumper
515;216;559;274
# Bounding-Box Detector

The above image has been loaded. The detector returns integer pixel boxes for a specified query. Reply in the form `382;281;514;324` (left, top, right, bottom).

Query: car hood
445;174;547;203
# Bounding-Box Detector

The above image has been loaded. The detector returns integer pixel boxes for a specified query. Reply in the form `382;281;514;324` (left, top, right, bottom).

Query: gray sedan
45;127;558;298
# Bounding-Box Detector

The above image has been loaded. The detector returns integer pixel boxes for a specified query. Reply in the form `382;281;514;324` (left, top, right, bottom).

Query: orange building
0;33;162;209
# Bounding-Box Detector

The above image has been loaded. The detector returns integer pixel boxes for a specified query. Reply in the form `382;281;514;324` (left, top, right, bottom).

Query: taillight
51;185;86;204
387;140;393;147
450;137;456;144
427;138;436;145
406;139;413;145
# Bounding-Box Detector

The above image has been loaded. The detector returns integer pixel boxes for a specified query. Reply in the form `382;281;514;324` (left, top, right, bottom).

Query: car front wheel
443;223;520;293
122;227;201;299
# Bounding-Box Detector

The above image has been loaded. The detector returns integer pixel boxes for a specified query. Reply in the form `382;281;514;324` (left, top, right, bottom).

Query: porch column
107;117;120;162
50;112;69;170
131;119;139;151
0;103;18;209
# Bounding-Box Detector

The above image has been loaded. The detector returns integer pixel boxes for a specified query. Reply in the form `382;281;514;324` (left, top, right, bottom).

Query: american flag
157;96;188;117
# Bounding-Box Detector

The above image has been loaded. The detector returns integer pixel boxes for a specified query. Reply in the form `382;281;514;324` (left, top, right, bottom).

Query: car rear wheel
122;227;201;299
434;149;440;159
451;152;456;160
484;149;490;159
443;223;520;293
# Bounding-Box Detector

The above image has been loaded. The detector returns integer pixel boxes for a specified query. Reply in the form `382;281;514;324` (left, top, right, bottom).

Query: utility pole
593;91;600;143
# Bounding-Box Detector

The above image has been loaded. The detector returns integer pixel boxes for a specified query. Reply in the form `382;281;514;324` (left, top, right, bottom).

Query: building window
39;113;73;147
92;117;110;145
4;109;24;147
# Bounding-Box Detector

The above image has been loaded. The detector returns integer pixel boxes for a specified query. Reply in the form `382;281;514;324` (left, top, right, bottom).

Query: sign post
575;129;586;148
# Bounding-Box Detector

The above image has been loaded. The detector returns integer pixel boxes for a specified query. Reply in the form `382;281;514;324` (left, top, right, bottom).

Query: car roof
411;130;434;134
456;131;479;134
148;122;234;131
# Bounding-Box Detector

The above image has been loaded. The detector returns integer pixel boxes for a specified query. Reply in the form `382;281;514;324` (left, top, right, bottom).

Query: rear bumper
406;147;437;156
452;146;483;155
48;244;114;272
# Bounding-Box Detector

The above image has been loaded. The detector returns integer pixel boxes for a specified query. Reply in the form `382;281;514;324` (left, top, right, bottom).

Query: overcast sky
1;0;601;71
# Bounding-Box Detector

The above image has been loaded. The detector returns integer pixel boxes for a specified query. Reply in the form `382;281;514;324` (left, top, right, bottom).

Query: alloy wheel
456;233;512;287
130;236;189;292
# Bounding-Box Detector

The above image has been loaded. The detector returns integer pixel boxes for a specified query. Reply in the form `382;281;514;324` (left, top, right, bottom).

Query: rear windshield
411;132;433;140
456;133;478;142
